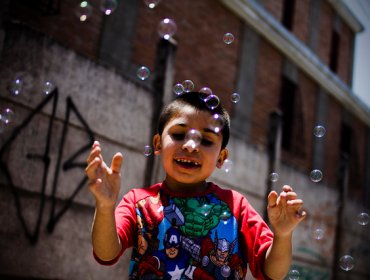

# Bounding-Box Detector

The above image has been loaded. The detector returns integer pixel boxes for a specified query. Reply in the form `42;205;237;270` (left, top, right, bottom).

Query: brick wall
337;23;354;84
9;0;104;60
250;39;283;149
317;1;333;65
292;0;311;44
131;0;241;112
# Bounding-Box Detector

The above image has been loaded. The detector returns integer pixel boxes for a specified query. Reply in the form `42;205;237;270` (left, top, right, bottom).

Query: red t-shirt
94;182;273;279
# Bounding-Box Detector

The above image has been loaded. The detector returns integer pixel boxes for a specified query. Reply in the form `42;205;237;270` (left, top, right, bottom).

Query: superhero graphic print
128;191;246;280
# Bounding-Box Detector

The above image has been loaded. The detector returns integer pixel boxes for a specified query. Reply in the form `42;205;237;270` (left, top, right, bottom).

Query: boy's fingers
267;191;278;208
111;152;123;174
282;185;293;192
86;146;102;164
85;157;101;178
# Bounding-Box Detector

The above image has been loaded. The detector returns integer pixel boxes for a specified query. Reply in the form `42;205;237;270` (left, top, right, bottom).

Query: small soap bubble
222;159;233;173
199;87;213;100
9;77;23;96
310;169;323;183
158;18;177;40
185;129;202;149
42;81;55;95
314;125;326;138
220;211;231;222
312;228;325;240
76;1;93;22
1;108;14;125
210;114;225;133
173;83;184;95
137;66;150;80
143;145;153;156
100;0;118;15
144;0;160;8
204;94;220;110
201;204;211;216
223;32;234;44
339;255;355;271
357;212;369;226
182;80;194;93
288;269;300;280
230;92;240;103
269;172;279;182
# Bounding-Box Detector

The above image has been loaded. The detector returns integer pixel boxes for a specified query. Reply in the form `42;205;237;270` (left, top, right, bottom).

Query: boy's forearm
91;207;122;261
264;233;292;280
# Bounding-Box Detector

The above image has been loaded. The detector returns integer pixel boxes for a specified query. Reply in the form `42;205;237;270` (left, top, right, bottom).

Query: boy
86;91;306;279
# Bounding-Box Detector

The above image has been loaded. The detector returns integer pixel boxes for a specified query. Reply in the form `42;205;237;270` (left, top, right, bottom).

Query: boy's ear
153;134;161;155
216;148;228;168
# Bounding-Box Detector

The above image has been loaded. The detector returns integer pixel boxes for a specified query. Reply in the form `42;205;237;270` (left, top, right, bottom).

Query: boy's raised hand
267;185;306;237
85;141;123;210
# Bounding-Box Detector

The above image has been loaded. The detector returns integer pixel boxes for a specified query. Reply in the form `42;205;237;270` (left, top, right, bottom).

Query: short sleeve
239;196;273;279
93;190;137;265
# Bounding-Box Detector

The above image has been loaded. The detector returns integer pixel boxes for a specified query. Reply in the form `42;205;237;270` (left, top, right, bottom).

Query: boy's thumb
111;152;123;174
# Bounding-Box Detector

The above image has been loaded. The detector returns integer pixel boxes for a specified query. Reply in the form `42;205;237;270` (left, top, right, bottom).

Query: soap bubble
182;80;194;92
310;169;323;182
201;204;211;216
76;1;93;22
288;269;300;280
210;114;225;133
220;211;231;222
173;83;184;95
223;32;234;44
158;18;177;40
314;125;326;138
312;228;325;240
143;145;152;156
1;108;14;125
357;212;369;226
231;92;240;103
222;159;233;173
9;77;23;96
185;129;202;149
199;87;213;100
204;94;220;110
42;81;55;95
144;0;160;9
137;66;150;80
269;172;279;182
339;255;355;271
100;0;118;15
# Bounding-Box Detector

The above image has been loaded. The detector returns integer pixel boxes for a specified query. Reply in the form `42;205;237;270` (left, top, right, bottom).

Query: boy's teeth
177;159;199;165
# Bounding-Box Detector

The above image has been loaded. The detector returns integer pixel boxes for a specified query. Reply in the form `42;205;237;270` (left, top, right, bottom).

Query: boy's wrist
95;203;116;214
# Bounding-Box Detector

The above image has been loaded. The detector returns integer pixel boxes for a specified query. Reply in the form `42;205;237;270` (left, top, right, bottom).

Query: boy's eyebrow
173;123;220;136
203;128;220;136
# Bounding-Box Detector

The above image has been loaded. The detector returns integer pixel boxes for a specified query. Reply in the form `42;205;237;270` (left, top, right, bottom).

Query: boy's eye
201;139;213;146
171;133;185;141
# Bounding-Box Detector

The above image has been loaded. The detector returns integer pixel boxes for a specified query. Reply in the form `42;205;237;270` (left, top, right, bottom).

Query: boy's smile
153;105;228;193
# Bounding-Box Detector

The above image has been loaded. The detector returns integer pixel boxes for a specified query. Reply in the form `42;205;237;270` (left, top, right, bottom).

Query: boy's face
153;105;228;191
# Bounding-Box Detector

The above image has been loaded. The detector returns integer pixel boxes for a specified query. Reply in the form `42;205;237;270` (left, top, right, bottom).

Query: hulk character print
129;191;246;280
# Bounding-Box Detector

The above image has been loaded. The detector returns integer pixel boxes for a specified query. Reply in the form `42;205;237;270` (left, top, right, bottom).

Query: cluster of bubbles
3;76;58;134
0;108;14;133
76;0;118;22
289;253;357;278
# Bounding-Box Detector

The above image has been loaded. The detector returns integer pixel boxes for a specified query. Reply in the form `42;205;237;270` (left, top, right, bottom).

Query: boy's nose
183;129;201;152
182;139;199;152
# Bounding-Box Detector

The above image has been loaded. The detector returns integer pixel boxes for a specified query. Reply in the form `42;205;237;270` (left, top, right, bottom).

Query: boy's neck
163;178;208;195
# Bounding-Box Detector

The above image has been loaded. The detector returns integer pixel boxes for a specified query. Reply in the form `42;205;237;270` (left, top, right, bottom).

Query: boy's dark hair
157;91;230;149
